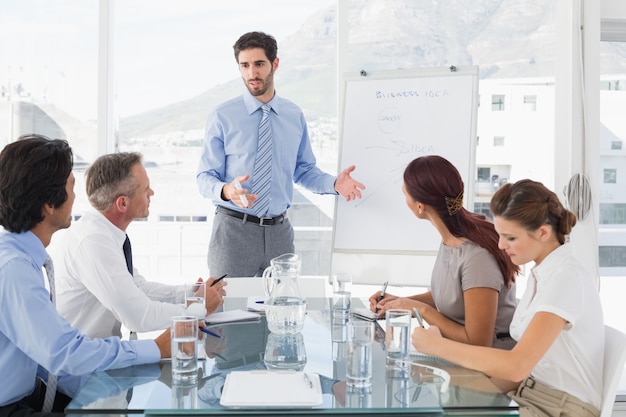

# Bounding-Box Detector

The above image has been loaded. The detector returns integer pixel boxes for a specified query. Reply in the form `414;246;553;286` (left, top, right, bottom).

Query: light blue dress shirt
0;230;160;406
197;89;337;217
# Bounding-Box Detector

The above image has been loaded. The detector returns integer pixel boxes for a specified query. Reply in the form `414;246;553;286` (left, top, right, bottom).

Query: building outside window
476;167;491;182
0;2;99;219
523;94;537;111
600;203;626;224
491;94;505;111
604;168;617;183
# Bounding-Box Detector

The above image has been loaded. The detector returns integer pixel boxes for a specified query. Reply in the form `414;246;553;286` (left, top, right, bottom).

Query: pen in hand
413;307;425;328
210;274;228;287
375;281;388;313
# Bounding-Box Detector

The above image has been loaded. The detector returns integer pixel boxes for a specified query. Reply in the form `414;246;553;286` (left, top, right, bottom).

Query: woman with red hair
369;155;519;349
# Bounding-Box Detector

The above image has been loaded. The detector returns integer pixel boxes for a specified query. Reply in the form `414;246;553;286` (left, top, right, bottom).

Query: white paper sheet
204;309;261;324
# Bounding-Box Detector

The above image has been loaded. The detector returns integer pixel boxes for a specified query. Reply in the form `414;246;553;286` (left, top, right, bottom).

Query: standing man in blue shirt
0;135;171;416
197;31;365;277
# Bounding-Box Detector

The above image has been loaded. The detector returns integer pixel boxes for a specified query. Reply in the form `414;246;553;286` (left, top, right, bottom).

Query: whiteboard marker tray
220;370;323;408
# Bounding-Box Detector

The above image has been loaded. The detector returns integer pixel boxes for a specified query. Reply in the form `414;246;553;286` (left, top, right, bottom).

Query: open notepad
220;370;323;408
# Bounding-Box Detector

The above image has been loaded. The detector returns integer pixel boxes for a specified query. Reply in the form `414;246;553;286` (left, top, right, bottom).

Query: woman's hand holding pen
371;294;426;317
369;293;399;316
368;291;382;312
412;325;442;356
382;297;427;315
205;275;228;314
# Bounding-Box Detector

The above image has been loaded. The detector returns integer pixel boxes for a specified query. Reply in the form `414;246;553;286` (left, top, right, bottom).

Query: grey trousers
208;209;295;277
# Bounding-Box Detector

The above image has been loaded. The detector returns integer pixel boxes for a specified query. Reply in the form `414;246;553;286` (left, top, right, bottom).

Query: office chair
600;325;626;417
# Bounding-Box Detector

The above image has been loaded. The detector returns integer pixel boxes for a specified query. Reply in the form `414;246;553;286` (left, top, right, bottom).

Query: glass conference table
66;297;519;416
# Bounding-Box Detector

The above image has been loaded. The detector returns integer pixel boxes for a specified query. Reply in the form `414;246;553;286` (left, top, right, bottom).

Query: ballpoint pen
413;307;425;327
210;273;228;287
199;326;222;338
375;281;388;313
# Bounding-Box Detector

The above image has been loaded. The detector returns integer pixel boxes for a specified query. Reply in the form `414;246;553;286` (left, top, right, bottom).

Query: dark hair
490;179;577;244
233;31;278;63
85;152;143;211
0;134;73;233
404;155;518;286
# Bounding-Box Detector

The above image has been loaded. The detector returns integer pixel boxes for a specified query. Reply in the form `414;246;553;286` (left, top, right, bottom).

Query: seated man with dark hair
0;134;171;416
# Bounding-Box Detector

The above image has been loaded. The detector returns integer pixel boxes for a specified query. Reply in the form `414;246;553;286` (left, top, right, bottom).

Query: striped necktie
42;256;57;413
251;104;272;216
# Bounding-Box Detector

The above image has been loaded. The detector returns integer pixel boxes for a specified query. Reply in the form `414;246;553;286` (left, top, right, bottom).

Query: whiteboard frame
331;66;479;287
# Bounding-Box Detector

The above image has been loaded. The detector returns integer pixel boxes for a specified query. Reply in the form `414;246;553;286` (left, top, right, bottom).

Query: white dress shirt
49;208;187;338
509;243;604;409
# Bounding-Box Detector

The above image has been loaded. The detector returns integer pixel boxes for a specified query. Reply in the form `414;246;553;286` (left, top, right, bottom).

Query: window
1;2;99;216
600;246;626;267
600;203;626;225
523;95;537;111
604;168;617;183
491;94;505;111
612;141;623;150
473;202;492;220
493;136;505;146
476;167;491;182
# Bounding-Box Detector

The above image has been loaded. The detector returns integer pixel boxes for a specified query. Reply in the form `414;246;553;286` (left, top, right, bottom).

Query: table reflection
66;297;518;416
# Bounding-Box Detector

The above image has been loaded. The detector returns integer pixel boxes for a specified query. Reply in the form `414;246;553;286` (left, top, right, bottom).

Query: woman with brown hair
369;155;519;349
412;178;604;417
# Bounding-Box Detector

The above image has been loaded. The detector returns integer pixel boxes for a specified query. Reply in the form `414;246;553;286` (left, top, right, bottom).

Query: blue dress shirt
197;90;337;217
0;230;160;406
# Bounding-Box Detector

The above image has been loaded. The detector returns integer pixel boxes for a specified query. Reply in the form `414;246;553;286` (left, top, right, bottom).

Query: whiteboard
331;67;478;286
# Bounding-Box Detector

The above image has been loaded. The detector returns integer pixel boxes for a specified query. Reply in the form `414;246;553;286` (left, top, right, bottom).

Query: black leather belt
216;206;285;226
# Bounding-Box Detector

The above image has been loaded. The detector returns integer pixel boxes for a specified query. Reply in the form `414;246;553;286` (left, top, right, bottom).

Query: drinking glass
185;281;206;319
385;309;412;366
346;319;374;387
346;385;373;408
171;316;198;384
332;273;352;313
171;381;198;409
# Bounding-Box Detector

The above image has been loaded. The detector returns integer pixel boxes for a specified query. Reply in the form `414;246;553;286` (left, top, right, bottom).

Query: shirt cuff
131;339;162;364
326;176;339;195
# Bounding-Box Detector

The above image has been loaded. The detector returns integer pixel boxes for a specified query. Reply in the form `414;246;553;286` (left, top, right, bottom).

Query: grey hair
85;152;143;211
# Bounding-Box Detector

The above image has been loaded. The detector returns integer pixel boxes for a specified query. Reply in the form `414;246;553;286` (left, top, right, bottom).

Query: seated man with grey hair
49;152;226;339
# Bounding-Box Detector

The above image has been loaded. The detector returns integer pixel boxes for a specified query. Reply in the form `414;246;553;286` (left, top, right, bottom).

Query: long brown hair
403;155;519;286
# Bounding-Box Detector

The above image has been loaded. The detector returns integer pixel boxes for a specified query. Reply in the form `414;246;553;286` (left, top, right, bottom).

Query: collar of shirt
242;88;280;116
530;243;572;284
0;230;48;270
82;206;128;249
